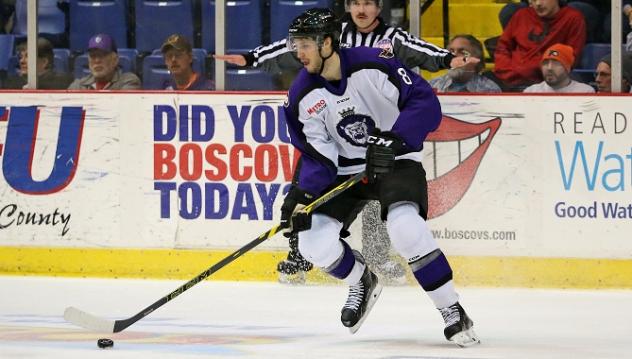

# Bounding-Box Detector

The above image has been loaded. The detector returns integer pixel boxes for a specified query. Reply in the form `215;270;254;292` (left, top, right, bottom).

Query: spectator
161;34;213;91
429;34;501;93
3;37;73;89
500;1;632;44
68;33;140;90
594;52;632;93
523;43;594;92
491;0;586;91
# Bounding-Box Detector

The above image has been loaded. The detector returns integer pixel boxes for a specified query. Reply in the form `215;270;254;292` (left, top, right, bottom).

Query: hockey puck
97;338;114;349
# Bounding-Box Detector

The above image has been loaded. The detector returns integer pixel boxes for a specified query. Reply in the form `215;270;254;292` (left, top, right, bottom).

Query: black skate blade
348;282;383;334
449;327;481;347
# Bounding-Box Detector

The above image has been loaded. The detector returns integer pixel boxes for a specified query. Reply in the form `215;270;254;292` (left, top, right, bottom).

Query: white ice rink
1;276;631;359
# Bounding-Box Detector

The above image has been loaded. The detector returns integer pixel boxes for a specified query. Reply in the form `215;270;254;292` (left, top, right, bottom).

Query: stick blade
64;306;115;333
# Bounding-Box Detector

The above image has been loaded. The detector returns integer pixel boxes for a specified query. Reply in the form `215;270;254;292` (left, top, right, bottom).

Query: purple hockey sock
326;240;356;280
409;249;453;291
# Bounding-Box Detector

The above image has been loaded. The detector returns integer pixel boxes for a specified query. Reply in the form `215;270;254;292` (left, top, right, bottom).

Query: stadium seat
141;55;171;89
118;48;140;74
135;0;194;53
69;0;129;52
73;52;136;79
201;0;263;53
226;68;275;90
12;0;66;37
269;0;330;41
53;48;71;73
572;43;614;84
579;43;611;71
0;35;15;71
7;56;19;76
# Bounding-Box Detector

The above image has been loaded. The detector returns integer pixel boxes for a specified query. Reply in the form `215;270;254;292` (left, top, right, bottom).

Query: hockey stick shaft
66;172;365;333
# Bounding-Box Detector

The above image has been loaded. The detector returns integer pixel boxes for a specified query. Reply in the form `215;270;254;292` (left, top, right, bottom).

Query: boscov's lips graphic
424;116;502;219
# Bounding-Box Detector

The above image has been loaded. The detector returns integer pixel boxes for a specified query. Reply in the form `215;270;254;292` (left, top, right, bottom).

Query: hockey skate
340;266;383;334
438;302;480;347
277;234;313;285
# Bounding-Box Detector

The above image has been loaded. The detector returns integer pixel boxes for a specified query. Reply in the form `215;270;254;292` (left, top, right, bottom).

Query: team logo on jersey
336;107;376;147
375;39;394;59
375;38;393;52
340;42;351;48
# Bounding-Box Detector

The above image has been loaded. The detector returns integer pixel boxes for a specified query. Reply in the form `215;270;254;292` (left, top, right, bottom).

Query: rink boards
0;92;631;288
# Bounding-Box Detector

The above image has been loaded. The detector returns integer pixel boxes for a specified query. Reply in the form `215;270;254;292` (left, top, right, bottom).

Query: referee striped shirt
243;16;454;74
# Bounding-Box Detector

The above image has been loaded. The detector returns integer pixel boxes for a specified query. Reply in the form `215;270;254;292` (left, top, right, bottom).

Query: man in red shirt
492;0;586;91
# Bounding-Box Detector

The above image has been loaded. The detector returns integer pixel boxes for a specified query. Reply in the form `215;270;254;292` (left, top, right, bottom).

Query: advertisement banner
0;93;630;260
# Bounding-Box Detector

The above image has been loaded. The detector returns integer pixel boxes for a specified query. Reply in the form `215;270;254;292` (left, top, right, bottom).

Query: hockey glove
280;186;315;237
365;129;403;184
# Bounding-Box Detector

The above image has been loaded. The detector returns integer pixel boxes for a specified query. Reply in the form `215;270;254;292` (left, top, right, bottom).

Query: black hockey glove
280;186;315;237
365;129;403;184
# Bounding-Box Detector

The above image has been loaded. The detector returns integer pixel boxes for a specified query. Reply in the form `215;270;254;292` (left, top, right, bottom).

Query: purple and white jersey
284;47;442;196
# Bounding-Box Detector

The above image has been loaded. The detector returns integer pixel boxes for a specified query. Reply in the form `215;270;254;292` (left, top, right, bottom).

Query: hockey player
216;0;480;283
280;8;480;346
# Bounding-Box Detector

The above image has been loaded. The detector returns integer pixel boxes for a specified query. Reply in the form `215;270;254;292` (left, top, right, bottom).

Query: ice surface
1;276;631;358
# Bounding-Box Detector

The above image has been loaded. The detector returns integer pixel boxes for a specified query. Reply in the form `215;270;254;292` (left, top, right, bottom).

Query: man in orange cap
523;43;594;93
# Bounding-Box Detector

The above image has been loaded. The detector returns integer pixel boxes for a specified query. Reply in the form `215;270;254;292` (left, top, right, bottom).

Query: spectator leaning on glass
3;37;73;89
161;34;214;91
523;43;594;93
429;35;501;93
491;0;586;92
68;33;141;90
594;52;632;93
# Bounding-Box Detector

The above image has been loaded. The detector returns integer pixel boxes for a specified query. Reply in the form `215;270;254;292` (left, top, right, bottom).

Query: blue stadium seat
572;43;624;84
12;0;65;37
270;0;331;41
0;35;15;71
226;68;275;90
53;48;71;73
201;0;263;53
69;0;128;51
7;56;19;76
118;48;140;74
143;51;208;89
73;52;136;79
135;0;194;53
579;43;611;71
150;48;207;75
141;55;171;89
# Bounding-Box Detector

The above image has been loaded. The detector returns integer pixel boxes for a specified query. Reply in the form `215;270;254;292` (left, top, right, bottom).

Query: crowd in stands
0;0;630;93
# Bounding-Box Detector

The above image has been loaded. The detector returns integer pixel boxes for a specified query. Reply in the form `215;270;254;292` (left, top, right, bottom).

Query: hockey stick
64;171;366;333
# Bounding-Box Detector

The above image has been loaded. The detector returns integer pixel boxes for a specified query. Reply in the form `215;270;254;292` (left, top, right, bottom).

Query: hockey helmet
287;8;340;52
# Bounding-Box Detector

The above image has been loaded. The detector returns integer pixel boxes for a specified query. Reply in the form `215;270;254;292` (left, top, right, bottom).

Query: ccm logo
367;135;393;147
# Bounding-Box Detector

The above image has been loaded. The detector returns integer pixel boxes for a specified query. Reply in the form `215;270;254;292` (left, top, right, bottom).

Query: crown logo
338;107;355;118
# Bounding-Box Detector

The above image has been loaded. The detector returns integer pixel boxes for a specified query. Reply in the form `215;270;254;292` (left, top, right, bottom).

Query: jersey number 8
397;68;412;85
